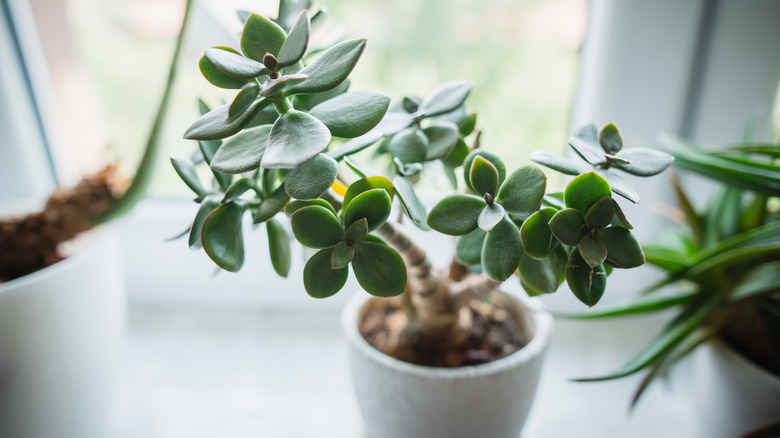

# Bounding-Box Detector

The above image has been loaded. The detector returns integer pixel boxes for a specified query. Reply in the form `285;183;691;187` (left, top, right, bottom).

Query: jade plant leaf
267;218;291;277
599;123;622;154
331;241;355;269
327;130;383;161
568;124;605;166
228;83;260;122
611;199;633;229
427;194;486;235
463;150;506;193
290;39;367;95
481;217;523;281
309;90;390;138
599;170;640;204
205;48;266;79
519;246;566;295
199;47;249;89
470;156;499;197
443;138;469;170
417;80;472;117
259;73;308;98
262;110;331;168
294;79;350;110
456;228;487;265
585;195;616;229
184;99;270;141
352;241;407;297
391;128;428;164
221;177;255;204
496;166;547;216
549;208;588;247
304;248;348;298
613;148;675;177
290;205;345;248
374;112;414;136
579;233;607;268
602;226;645;268
210;125;271;174
284;154;338;199
520;207;558;259
342;176;394;214
343;188;392;231
188;195;220;249
345;218;368;243
565;172;612;216
276;11;309;68
566;247;607;307
285;198;337;217
170;155;207;197
393;176;428;230
241;14;287;62
202;203;246;272
478;203;505;233
423;122;459;160
253;185;290;224
529;151;589;176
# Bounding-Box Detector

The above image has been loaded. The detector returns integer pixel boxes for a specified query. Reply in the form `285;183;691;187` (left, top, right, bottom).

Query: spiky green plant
173;0;673;361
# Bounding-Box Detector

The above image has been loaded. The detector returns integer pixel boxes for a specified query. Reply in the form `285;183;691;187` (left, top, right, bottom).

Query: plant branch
376;221;438;296
450;274;501;309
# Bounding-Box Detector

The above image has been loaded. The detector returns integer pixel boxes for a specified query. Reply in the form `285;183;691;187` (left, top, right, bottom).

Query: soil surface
359;295;532;367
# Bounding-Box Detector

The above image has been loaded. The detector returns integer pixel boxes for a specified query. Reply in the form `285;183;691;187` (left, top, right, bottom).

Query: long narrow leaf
556;289;698;319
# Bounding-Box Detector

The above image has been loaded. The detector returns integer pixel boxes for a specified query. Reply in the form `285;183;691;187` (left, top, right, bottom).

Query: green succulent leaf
294;79;350;110
290;39;366;95
205;47;266;79
613;147;675;177
259;73;308;97
391;128;428;164
210;125;271;174
374;112;414;136
528;151;590;176
290;205;345;248
456;228;487;265
228;83;260;123
566;247;607;307
598;123;623;154
478;203;505;233
285;198;337;217
284;153;338;199
344;188;392;231
578;233;607;268
585;195;615;229
184;99;270;141
443;138;470;170
611;199;633;229
393;175;429;230
171;155;207;197
481;217;523;282
188;195;220;249
599;170;640;204
304;248;348;298
496;165;547;216
519;246;566;295
327;130;382;161
427;194;486;235
463;150;506;193
276;11;309;68
602;226;645;268
241;13;287;62
331;241;355;269
267;218;291;277
262;110;331;168
458;112;477;136
565;172;612;216
202;203;246;272
417;80;472;117
352;241;407;297
253;184;291;224
568;124;606;166
199;47;250;89
469;156;499;197
548;208;588;247
309;90;390;138
342;176;394;213
520;207;558;259
423;122;459;160
221;177;256;204
345;218;369;243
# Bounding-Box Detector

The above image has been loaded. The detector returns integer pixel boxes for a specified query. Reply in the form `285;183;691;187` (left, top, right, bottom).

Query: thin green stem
272;97;293;114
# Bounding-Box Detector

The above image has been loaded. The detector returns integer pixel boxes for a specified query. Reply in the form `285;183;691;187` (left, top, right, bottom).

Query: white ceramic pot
0;228;125;438
690;338;780;438
342;291;553;438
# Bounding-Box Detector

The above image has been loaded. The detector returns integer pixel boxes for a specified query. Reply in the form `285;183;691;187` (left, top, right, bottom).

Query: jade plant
173;0;673;363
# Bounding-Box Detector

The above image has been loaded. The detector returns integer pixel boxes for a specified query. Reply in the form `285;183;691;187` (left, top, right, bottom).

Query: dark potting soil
359;297;532;368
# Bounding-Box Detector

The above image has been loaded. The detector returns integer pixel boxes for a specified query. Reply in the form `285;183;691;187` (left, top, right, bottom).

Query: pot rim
341;290;553;379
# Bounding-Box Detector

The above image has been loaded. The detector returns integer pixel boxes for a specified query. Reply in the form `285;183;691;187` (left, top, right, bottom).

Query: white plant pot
690;338;780;438
342;291;553;438
0;228;125;438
